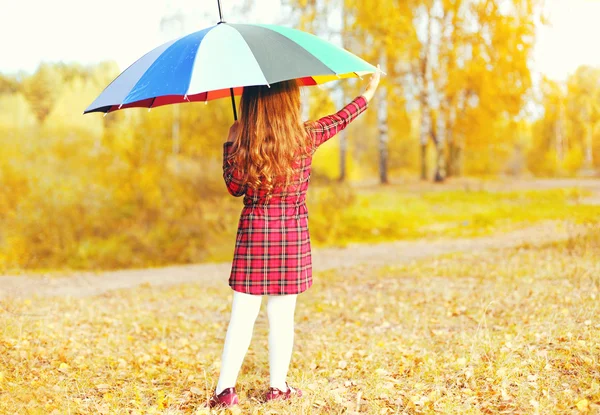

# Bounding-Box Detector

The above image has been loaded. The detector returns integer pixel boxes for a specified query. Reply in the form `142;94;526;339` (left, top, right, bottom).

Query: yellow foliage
0;93;37;129
562;146;585;175
45;77;104;139
532;67;600;175
0;35;598;271
22;62;65;123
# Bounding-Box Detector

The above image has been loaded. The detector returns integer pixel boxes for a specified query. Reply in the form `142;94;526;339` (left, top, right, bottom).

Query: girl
209;70;381;408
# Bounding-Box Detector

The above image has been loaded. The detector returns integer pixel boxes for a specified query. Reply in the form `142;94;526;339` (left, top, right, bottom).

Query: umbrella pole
217;0;224;23
216;0;236;120
230;88;238;121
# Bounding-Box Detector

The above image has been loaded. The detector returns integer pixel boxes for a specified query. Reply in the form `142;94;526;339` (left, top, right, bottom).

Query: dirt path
0;221;586;300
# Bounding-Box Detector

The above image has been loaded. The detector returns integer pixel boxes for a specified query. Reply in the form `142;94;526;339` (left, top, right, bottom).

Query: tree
286;0;544;181
529;66;600;176
0;73;20;95
345;0;416;183
567;66;600;172
22;63;65;124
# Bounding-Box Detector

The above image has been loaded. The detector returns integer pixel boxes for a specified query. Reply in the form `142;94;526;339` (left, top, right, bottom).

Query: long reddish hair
229;80;311;193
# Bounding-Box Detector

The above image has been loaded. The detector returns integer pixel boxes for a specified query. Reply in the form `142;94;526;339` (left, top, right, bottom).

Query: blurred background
1;0;599;272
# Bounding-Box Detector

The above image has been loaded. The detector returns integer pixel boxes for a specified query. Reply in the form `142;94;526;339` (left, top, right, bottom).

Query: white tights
216;291;297;394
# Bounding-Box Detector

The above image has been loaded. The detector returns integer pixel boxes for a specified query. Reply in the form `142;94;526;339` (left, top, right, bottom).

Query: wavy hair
229;80;311;194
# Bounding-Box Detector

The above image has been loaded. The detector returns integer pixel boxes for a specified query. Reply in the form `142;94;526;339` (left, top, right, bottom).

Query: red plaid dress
223;96;368;295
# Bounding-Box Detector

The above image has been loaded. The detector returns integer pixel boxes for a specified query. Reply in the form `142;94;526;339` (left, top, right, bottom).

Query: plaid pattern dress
223;96;368;295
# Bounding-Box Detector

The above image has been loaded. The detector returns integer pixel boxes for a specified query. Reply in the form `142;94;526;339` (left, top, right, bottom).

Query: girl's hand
227;121;240;143
362;64;382;103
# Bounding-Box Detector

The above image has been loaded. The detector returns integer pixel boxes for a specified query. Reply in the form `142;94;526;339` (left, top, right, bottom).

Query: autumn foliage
0;1;599;271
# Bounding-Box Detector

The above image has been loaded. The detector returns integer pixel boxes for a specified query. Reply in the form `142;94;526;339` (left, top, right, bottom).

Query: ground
0;221;589;300
0;179;599;414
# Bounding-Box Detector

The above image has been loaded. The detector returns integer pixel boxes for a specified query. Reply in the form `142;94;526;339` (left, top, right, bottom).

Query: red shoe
265;383;303;402
208;387;239;408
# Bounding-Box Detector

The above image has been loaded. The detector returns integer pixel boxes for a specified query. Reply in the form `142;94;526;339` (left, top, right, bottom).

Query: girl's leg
267;294;298;391
216;291;263;395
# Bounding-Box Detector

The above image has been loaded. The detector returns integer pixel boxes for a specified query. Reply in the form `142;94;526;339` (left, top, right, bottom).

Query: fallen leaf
190;387;203;396
96;384;110;392
576;399;589;412
227;406;242;415
58;363;70;373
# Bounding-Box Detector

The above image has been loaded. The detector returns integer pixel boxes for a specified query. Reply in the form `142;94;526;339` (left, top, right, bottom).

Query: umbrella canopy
84;23;376;115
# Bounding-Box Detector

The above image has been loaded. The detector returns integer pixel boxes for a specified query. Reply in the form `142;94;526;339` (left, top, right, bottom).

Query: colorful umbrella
84;5;376;119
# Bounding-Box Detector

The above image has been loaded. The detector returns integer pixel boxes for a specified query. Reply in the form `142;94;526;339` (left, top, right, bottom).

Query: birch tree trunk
418;4;434;181
420;100;430;181
432;112;446;182
378;54;389;184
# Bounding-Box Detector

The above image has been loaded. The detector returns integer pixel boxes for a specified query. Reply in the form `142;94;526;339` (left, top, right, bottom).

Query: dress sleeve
309;95;369;148
223;142;247;197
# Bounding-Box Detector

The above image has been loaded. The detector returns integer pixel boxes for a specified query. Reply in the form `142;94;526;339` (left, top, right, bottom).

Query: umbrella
84;1;377;120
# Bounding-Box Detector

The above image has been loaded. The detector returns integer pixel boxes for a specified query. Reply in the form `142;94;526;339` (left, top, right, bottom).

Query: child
209;70;380;408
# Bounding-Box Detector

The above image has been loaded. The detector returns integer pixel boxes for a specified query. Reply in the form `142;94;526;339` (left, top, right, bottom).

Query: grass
3;182;599;272
1;223;598;414
205;185;600;264
307;186;599;247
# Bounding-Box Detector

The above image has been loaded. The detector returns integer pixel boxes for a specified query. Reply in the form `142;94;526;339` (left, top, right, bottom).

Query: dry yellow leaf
227;406;242;415
190;387;203;396
576;399;589;412
96;384;110;392
58;363;70;373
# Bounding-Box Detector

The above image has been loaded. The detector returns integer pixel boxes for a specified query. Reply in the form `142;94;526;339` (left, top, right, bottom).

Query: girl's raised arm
310;96;369;148
309;66;381;148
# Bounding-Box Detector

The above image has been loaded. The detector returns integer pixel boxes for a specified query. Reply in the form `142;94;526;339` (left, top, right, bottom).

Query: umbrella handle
230;88;238;121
